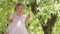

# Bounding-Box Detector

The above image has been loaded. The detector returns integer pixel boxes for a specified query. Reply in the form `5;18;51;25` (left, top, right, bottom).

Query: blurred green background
0;0;60;34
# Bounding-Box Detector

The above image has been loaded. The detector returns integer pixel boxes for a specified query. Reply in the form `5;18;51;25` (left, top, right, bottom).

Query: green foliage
0;0;60;34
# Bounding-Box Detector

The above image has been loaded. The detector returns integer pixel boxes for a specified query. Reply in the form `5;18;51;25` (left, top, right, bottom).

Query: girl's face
16;5;24;14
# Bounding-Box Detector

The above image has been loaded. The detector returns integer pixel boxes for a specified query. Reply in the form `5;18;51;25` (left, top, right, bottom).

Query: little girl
4;3;30;34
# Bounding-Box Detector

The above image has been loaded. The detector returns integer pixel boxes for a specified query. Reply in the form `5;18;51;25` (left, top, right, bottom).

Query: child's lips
20;11;22;12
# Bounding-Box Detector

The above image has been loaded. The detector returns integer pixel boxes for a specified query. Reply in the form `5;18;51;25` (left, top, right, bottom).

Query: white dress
6;14;29;34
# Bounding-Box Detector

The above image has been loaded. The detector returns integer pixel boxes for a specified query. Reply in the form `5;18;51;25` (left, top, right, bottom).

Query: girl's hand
6;15;12;23
6;16;10;21
4;32;8;34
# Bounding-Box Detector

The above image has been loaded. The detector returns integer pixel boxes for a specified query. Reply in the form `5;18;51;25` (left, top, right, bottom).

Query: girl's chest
13;15;26;23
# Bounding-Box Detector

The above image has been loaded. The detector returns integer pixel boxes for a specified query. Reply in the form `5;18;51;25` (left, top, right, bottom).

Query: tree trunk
42;25;52;34
30;0;57;34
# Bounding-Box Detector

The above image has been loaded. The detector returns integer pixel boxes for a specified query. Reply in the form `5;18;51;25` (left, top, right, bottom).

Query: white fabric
6;14;29;34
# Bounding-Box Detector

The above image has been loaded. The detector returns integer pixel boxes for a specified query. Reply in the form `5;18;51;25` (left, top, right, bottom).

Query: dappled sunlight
0;0;60;34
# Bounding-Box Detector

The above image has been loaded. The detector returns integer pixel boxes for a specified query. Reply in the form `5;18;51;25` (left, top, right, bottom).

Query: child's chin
19;11;23;12
19;12;23;13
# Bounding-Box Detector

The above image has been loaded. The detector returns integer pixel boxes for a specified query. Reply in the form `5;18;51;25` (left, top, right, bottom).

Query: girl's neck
16;13;23;17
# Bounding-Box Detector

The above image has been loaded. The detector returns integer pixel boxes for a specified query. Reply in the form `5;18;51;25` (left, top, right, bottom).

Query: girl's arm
4;32;8;34
25;14;31;34
25;13;30;24
6;16;12;23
